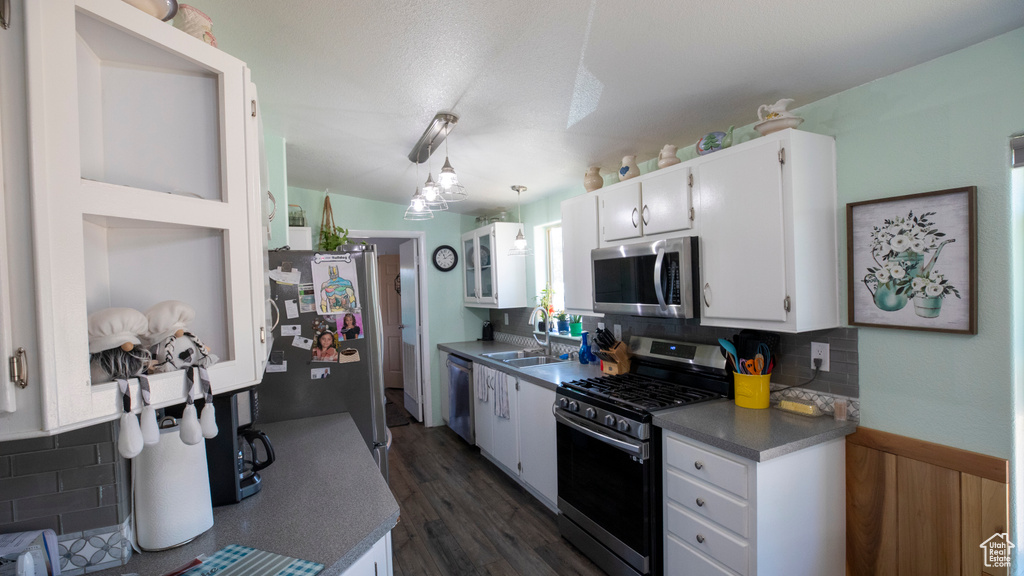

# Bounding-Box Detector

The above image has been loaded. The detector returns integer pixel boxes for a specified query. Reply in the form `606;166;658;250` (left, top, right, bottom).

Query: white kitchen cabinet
518;382;557;505
696;129;839;333
599;164;693;245
461;223;527;309
473;363;494;454
560;193;601;315
662;430;845;576
0;0;264;439
244;68;274;372
490;371;520;475
341;532;393;576
439;351;450;424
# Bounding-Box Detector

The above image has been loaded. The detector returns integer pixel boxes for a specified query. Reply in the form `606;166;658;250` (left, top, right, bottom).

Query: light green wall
518;27;1024;460
265;131;289;249
287;186;489;426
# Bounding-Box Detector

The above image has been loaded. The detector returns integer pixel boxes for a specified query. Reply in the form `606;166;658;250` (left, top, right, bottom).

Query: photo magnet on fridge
337;313;363;340
311;330;339;362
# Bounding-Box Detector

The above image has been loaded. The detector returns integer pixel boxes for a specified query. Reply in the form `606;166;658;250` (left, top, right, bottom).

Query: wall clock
432;245;458;272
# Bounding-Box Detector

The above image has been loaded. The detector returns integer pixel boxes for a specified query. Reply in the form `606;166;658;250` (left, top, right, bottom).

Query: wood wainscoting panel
961;473;1010;576
847;427;1008;483
897;456;961;576
846;442;898;576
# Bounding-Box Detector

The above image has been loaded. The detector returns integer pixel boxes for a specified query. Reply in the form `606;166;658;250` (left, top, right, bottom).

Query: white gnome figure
144;301;219;444
88;308;159;458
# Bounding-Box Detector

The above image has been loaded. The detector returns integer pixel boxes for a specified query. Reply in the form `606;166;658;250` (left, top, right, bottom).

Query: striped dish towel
179;544;323;576
475;367;488;401
494;372;510;420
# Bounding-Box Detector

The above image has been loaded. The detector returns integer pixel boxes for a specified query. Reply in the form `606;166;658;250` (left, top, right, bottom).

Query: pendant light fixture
421;144;441;203
508;185;532;256
437;118;468;203
404;161;434;221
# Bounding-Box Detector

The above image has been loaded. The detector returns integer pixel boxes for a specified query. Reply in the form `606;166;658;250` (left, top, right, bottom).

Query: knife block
600;342;632;374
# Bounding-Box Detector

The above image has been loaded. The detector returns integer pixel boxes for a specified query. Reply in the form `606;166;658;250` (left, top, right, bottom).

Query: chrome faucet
528;305;550;356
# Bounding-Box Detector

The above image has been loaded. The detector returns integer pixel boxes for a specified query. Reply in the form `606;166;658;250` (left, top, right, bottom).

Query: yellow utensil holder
734;372;770;409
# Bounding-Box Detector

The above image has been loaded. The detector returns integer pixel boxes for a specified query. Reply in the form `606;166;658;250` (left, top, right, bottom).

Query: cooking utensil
743;357;764;376
756;343;771;371
718;338;740;372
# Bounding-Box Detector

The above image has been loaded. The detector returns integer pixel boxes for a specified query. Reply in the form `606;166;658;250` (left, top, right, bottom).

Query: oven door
555;407;654;574
591;236;698;318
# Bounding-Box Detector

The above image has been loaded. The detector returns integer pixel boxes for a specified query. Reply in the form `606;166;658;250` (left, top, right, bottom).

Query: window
534;221;564;313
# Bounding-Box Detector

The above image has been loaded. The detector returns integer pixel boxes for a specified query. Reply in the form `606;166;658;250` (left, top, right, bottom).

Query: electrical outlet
597;322;605;330
613;324;622;341
811;342;830;372
504;313;509;326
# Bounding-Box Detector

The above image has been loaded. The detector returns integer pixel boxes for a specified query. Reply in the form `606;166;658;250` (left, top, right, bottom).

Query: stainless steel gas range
554;337;731;576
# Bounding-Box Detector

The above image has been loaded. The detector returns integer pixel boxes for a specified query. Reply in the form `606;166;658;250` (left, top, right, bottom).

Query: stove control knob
604;415;617;427
558;398;569;409
617;420;631;433
568;401;579;413
585;407;596;419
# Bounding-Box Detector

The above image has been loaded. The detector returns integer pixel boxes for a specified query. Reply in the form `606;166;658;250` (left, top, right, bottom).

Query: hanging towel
494;372;510;420
474;366;489;401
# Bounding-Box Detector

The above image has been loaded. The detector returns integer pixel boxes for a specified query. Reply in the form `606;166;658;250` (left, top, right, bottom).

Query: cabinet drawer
665;434;749;499
665;533;737;576
666;502;748;576
666;469;748;537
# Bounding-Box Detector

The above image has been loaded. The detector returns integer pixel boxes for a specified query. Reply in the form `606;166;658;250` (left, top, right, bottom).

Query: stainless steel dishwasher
446;355;475;444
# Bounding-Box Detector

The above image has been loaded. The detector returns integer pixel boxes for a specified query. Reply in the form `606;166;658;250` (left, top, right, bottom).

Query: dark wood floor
387;415;606;576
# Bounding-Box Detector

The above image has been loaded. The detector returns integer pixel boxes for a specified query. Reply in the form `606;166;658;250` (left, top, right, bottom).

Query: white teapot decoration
757;98;796;121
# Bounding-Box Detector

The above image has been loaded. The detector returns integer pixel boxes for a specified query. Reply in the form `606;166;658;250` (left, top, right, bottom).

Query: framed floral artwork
846;186;977;334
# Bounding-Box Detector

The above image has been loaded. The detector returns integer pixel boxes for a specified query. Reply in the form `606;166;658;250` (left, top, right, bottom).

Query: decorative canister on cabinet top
658;145;681;169
584;167;603;192
618;155;639;181
696;126;734;156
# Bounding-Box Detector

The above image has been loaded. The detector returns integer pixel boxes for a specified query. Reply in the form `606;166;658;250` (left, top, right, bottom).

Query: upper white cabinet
696;129;839;332
599;164;693;244
0;0;264;439
560;193;600;315
462;222;527;309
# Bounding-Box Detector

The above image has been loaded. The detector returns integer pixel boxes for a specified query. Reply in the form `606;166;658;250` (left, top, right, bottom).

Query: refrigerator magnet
281;325;301;336
338;348;361;364
311;367;330;379
291;335;313;350
266;361;287;373
337;313;363;340
298;283;316;313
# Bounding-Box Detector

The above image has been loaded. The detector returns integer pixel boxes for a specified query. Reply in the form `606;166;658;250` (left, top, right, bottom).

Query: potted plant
555;311;570;335
537;284;554;332
568;314;583;337
319;225;351;251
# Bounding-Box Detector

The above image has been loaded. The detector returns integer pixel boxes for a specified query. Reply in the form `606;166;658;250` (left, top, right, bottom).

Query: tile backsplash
491;308;858;398
0;422;130;535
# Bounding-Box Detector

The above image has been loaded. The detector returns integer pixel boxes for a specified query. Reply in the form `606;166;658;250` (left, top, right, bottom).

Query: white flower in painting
925;283;944;297
889;235;911;253
889;265;906;280
932;273;944;284
911;277;928;291
924;235;936;247
910;239;927;253
875;269;891;283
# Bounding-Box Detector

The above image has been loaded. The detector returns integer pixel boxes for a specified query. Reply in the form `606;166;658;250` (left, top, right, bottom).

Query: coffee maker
205;389;275;507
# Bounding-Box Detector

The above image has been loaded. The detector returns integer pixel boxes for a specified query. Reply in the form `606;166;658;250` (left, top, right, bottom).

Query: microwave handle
653;247;667;309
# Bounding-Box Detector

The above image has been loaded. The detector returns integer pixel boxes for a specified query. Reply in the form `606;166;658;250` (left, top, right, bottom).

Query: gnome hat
88;308;148;354
144;300;196;346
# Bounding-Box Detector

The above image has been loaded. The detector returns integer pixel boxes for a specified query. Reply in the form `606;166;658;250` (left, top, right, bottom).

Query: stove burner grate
563;373;721;412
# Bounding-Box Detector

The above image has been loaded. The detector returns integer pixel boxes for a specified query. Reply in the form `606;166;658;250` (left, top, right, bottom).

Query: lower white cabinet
473;364;557;510
342;532;393;576
662;431;845;576
439;351;450;424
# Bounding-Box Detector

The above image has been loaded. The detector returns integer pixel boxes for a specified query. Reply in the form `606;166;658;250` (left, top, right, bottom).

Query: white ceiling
200;0;1023;215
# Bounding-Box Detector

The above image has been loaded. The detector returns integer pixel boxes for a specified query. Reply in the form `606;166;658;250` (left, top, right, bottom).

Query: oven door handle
553;406;648;460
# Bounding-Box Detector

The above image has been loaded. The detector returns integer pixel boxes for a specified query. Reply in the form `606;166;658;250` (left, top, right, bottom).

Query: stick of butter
777;399;823;417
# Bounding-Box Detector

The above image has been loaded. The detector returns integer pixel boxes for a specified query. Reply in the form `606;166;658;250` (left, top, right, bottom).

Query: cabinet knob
696;498;705;507
696;534;706;544
694;460;704;470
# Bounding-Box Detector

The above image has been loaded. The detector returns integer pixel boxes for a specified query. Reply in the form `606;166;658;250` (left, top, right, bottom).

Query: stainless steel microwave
591;236;699;318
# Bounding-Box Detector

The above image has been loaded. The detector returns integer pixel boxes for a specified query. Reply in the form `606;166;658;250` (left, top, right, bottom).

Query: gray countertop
438;341;604;391
100;413;399;576
654;400;858;462
439;340;856;462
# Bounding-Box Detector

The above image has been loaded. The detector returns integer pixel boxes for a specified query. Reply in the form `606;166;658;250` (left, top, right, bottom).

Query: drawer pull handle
696;534;706;544
694;461;704;470
696;498;705;507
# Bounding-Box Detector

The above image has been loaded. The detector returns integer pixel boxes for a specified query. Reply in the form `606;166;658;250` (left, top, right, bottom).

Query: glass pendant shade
404;187;433;221
439;182;468;203
508;186;533;256
422;173;440;201
438;157;458;189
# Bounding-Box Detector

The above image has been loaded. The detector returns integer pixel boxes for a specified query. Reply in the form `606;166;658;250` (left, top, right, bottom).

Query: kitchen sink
482;349;548;361
503;356;566;368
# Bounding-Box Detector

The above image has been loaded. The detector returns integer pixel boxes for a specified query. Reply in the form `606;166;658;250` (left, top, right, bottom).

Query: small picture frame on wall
846;186;977;334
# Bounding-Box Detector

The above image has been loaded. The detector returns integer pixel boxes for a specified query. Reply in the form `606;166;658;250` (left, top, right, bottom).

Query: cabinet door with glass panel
12;0;261;436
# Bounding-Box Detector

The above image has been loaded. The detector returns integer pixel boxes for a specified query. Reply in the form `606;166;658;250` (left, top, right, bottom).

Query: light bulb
412;197;425;211
423;174;439;201
513;230;527;250
438;157;458;189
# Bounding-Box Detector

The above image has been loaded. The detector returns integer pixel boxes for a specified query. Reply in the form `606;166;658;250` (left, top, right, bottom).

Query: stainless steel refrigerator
260;246;389;481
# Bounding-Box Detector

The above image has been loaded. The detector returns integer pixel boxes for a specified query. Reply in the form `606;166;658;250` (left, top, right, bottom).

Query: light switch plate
504;313;509;326
597;322;605;330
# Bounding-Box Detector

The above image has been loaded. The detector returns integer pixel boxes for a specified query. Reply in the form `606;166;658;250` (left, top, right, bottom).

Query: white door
377;255;403;389
640;165;693;236
399;240;423;421
491;372;520;475
600;181;643;242
698;139;788;322
519;382;557;504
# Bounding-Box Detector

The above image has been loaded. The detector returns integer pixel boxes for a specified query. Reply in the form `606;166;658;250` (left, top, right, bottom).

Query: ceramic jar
584;167;603;192
658;145;680;169
618;155;639;181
